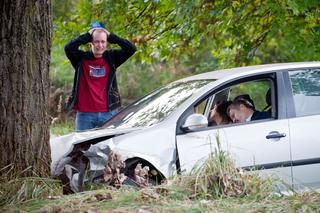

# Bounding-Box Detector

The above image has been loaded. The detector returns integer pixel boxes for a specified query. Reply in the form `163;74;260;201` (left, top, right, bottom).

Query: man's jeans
75;111;117;131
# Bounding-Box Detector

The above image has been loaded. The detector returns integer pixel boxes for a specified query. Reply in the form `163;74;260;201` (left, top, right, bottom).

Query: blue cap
89;21;107;34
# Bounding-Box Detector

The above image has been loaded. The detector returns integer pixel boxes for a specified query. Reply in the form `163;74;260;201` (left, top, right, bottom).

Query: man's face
228;105;248;123
91;30;107;58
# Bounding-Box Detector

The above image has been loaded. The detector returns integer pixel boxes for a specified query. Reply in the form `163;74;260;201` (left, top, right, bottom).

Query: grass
2;185;320;212
0;166;62;209
2;135;320;212
50;120;74;136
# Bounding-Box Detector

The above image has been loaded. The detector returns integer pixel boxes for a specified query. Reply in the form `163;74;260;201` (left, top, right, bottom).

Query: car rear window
289;69;320;117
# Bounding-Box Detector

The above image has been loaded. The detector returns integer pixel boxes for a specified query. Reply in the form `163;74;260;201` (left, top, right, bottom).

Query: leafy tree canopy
53;0;320;68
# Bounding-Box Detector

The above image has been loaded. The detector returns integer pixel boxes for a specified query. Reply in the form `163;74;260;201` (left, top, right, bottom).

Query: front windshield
103;80;212;129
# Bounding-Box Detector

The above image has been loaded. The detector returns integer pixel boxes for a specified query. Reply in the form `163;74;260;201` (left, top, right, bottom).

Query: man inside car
227;94;270;123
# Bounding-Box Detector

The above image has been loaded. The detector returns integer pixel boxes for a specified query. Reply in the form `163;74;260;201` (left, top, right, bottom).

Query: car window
289;69;320;117
194;98;209;114
228;80;271;111
195;78;274;126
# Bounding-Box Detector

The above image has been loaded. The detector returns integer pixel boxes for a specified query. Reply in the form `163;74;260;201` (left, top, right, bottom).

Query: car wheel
124;157;164;186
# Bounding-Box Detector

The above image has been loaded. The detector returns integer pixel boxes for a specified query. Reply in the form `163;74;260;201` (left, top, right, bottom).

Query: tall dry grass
172;135;274;200
0;164;62;206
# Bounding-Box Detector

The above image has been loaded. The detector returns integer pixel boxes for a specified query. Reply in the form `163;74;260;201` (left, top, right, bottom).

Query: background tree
53;0;320;64
0;0;52;177
48;0;320;127
51;0;320;100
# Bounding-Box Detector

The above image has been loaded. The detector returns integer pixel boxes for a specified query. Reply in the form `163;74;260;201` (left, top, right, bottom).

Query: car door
176;73;293;187
286;68;320;190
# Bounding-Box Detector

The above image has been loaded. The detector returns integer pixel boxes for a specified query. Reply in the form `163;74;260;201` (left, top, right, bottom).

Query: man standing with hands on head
65;21;136;131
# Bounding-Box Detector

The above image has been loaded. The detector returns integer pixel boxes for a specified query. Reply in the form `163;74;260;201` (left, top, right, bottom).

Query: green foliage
50;45;74;89
50;120;74;136
5;188;320;212
50;0;320;101
118;60;194;100
53;0;320;65
0;166;62;206
0;177;62;206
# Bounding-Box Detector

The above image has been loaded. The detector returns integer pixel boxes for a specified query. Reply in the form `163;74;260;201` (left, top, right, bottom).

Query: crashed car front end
50;126;177;193
50;128;136;193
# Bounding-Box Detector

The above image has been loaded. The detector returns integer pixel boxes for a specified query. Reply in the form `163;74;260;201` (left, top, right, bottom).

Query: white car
51;62;320;193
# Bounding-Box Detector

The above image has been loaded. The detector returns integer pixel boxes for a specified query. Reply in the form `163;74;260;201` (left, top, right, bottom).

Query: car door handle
266;131;286;139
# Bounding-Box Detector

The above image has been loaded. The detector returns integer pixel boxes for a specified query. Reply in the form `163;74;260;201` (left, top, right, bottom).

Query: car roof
178;62;320;81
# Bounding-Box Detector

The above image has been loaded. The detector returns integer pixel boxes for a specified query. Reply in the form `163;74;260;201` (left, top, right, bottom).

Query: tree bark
0;0;52;177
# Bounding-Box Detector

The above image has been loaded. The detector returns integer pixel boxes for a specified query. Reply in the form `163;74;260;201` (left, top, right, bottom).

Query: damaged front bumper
50;128;137;193
50;127;172;193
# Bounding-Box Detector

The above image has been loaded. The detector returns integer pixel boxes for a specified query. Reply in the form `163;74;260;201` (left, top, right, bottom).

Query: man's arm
64;33;92;69
106;33;137;68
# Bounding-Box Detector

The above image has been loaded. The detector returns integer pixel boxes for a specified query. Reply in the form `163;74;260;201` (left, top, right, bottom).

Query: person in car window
208;100;232;125
227;94;270;123
64;21;136;131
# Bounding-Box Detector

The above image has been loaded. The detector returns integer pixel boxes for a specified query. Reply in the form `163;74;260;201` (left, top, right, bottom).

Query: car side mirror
181;113;208;132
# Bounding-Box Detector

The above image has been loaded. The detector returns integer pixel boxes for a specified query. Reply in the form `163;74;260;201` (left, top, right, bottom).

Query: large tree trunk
0;0;52;177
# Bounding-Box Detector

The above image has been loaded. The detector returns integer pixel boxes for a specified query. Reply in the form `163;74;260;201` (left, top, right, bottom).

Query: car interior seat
262;88;272;113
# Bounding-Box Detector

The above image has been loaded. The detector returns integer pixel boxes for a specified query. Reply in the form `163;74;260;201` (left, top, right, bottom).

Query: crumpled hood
50;127;141;165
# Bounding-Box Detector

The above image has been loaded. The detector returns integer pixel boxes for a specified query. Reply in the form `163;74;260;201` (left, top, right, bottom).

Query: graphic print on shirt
89;65;106;78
